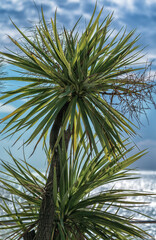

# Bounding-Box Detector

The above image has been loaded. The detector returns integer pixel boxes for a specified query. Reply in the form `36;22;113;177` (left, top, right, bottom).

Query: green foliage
0;139;152;239
0;5;154;240
0;5;144;153
0;150;45;239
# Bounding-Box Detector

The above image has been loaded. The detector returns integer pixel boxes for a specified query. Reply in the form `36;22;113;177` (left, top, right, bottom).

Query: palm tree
0;139;152;239
0;4;155;239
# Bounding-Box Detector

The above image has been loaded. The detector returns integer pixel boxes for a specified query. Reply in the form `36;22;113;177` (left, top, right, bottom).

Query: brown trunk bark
23;230;35;240
34;103;69;240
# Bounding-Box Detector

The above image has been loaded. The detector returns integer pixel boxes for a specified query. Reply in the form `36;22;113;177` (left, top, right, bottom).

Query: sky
0;0;156;170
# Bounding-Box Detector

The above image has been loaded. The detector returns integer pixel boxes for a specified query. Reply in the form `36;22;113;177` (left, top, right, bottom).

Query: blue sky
0;0;156;170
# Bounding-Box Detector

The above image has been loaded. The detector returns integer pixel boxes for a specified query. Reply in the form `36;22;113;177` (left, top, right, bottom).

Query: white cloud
110;0;136;10
67;0;80;2
145;0;156;5
0;102;16;113
146;53;156;61
0;0;25;11
137;139;156;147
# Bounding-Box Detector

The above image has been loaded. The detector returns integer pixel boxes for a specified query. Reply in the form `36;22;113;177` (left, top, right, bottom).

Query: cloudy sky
0;0;156;170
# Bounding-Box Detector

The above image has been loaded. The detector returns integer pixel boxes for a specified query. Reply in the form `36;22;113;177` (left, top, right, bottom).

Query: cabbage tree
0;139;152;240
0;4;155;239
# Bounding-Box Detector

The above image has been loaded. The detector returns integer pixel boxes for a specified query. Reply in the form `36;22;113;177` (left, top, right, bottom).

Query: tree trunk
23;230;36;240
35;103;69;240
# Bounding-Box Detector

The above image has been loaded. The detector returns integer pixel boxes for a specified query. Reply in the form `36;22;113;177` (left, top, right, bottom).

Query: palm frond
0;138;152;239
0;5;146;153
